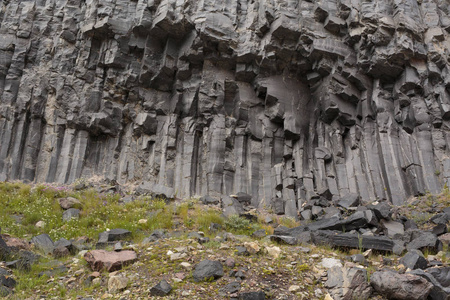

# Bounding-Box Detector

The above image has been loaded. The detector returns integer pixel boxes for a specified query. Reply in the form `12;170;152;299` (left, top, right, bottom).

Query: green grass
0;182;173;242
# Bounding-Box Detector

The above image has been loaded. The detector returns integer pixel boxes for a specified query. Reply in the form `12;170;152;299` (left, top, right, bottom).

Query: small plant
224;215;260;235
195;208;224;232
279;217;301;228
297;264;309;272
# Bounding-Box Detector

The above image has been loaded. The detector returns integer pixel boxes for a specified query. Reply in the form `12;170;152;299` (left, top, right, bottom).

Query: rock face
0;0;450;215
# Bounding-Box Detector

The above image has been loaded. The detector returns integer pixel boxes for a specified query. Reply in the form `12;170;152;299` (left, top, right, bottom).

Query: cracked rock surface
0;0;450;216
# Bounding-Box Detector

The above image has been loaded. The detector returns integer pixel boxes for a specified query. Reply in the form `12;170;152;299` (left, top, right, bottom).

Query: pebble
288;285;300;293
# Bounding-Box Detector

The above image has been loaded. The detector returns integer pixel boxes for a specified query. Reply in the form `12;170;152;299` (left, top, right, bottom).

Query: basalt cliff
0;0;450;216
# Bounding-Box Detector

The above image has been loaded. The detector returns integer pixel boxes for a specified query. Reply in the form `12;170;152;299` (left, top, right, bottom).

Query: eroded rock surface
0;0;450;216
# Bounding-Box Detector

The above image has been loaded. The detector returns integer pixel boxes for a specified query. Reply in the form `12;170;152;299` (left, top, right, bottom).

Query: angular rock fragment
150;279;172;297
31;234;54;255
58;197;82;210
193;260;224;282
399;251;428;270
370;270;433;300
325;265;372;300
84;250;137;272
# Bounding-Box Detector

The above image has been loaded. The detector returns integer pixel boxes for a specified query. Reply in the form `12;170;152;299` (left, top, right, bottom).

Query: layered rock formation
0;0;450;215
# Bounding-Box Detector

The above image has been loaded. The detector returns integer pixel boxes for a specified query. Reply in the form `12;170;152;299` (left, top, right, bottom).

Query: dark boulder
370;270;433;300
192;260;224;282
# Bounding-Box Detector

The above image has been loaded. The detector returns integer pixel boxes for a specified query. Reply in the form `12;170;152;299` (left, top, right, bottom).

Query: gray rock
325;266;372;300
100;229;131;242
269;235;298;245
0;286;11;297
233;192;252;205
0;275;16;288
399;251;428;270
337;193;360;209
31;234;54;255
193;260;224;282
311;230;404;254
236;246;249;256
142;230;167;244
410;267;450;300
368;202;392;220
0;236;10;261
251;229;267;239
222;196;244;218
150;279;172;297
200;195;219;205
432;224;448;236
62;208;80;222
381;220;405;238
370;270;433;300
136;182;174;199
407;231;442;253
300;209;312;221
239;291;265;299
431;213;450;225
219;281;241;296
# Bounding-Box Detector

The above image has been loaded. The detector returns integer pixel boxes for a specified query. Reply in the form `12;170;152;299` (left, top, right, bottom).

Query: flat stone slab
84;250;137;272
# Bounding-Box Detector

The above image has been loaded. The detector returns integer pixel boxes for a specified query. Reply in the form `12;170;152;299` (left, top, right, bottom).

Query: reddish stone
53;246;70;258
84;250;137;272
438;233;450;245
58;197;82;210
1;235;30;250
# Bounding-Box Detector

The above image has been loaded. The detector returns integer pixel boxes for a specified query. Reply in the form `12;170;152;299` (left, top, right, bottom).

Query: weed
224;215;260;235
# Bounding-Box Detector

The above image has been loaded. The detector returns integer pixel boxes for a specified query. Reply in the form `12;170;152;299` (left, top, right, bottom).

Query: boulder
320;258;343;269
31;234;54;255
150;279;172;296
399;251;428;270
269;235;298;245
410;267;450;300
337;193;360;209
108;276;128;293
407;231;442;253
97;228;132;247
54;238;75;254
219;281;241;296
200;195;219;205
58;197;82;210
381;220;405;238
193;260;224;282
239;291;266;299
325;265;372;300
0;236;10;261
84;250;137;272
0;275;16;288
370;270;433;300
233;192;252;205
432;224;448;236
62;208;80;222
368;202;392;220
251;229;267;239
311;230;404;254
431;213;449;225
136;182;174;199
222;196;244;218
142;230;167;244
438;233;450;246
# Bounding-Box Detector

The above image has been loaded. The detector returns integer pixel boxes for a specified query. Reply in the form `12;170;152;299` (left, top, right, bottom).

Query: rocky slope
0;0;450;217
0;181;449;300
